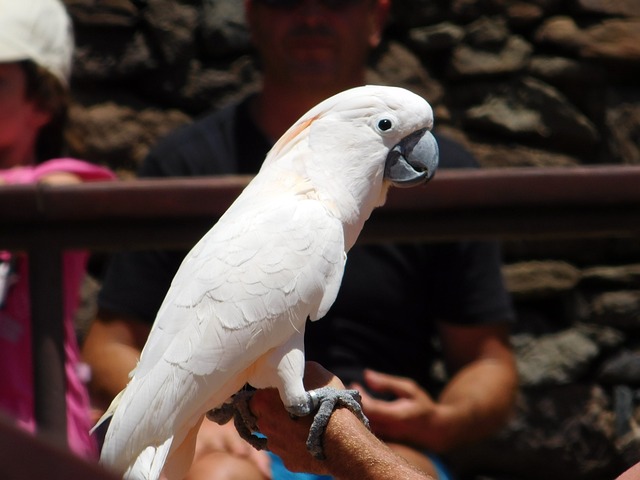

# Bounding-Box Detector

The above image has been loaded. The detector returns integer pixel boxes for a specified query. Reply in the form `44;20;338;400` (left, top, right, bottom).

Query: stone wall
62;1;640;479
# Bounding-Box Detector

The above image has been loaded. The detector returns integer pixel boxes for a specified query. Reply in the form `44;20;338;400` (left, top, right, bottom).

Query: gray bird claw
206;390;267;451
206;401;234;424
305;386;370;460
206;387;369;460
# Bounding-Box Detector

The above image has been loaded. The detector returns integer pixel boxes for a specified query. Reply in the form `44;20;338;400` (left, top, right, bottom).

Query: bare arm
250;362;433;480
617;461;640;480
433;322;518;450
81;308;151;415
357;323;517;453
322;408;432;480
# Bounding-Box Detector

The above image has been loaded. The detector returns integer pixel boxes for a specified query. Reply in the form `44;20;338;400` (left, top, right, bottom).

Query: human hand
194;420;271;478
249;362;344;475
352;369;446;448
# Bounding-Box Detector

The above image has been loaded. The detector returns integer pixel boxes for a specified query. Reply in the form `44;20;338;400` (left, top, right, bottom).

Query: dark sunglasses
253;0;364;10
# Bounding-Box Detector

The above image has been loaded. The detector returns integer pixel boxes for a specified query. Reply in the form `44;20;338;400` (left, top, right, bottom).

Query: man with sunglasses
84;1;517;479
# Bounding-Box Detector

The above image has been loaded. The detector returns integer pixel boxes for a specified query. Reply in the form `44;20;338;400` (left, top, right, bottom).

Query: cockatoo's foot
300;386;370;460
206;390;267;452
206;387;369;460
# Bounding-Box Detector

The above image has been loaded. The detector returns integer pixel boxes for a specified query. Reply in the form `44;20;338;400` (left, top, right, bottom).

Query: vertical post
29;246;68;448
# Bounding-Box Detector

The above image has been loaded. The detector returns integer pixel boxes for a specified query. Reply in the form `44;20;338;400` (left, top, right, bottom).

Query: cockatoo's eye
377;118;393;132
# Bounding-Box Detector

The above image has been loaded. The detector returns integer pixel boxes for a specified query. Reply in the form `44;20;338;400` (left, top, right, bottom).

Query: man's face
247;0;387;90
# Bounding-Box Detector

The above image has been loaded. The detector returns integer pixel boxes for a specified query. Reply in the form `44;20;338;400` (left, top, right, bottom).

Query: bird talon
305;386;369;460
204;390;268;451
206;403;234;425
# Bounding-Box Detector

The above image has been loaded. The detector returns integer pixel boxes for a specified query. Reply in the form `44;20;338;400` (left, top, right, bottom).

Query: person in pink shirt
0;0;115;459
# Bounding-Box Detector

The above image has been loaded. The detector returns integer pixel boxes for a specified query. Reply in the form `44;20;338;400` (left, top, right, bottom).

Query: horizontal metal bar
1;167;640;250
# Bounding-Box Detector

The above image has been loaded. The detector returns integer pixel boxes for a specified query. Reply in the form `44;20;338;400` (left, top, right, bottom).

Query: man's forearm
324;408;432;480
426;359;518;452
250;364;434;480
84;342;140;409
82;315;149;411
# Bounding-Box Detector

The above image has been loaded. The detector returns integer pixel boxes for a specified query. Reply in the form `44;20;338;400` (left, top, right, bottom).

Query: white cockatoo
97;85;439;480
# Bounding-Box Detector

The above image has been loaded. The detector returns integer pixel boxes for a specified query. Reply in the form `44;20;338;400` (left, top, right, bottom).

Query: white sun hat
0;0;74;86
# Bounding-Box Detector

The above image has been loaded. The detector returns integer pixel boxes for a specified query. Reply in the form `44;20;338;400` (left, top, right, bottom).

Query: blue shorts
268;450;454;480
429;452;454;480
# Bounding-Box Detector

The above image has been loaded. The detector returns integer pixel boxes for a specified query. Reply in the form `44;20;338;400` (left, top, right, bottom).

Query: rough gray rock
535;16;640;65
504;260;581;299
590;291;640;330
450;385;624;480
573;0;640;16
200;0;251;59
598;350;640;386
514;329;600;386
463;77;599;155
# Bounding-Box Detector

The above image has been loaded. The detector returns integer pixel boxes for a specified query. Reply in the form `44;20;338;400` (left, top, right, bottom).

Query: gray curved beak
384;129;439;187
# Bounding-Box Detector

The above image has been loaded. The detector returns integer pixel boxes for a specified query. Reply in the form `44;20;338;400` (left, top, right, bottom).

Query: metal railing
2;165;640;449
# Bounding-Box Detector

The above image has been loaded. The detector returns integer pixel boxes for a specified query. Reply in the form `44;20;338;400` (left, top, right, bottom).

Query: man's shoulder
157;101;240;151
142;101;245;177
433;133;479;170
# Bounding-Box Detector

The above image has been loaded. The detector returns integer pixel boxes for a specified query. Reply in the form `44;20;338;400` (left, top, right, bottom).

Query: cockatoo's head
263;85;439;248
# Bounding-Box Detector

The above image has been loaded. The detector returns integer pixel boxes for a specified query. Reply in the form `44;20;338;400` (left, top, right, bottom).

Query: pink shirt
0;158;115;459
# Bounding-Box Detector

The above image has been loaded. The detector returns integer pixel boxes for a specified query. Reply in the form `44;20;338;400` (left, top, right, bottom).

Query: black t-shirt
98;95;515;392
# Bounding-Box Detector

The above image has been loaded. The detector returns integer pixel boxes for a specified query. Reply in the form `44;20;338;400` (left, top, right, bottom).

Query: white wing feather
100;191;345;476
